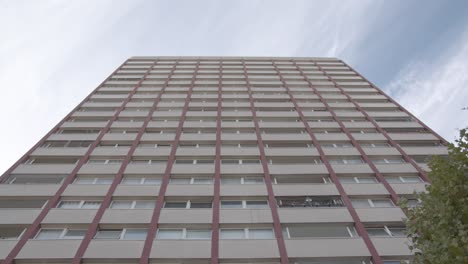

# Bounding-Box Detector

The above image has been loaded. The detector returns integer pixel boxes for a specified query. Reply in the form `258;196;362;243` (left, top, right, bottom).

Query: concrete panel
91;147;131;156
84;240;145;259
0;185;60;197
401;146;448;156
221;134;258;141
17;240;81;259
268;164;328;175
61;122;108;128
220;185;268;196
12;164;75;174
265;148;319;156
102;133;138;141
221;147;260;156
172;164;215;174
43;209;97;224
159;209;212;224
285;238;370;258
166;185;213;197
220;164;263;174
278;208;352;223
63;185;110;197
180;134;216;141
0;209;40;225
124;164;167;174
78;164;122;174
101;209;153;224
361;147;401;156
356;208;407;222
273;184;339;196
342;183;389;196
386;133;439;141
219;240;279;259
372;237;412;257
150;240;211;258
331;164;373;174
219;209;272;224
0;240;18;260
31;147;89;157
114;185;159;197
323;148;360;156
375;164;418;174
177;147;216;156
133;147;172;157
390;183;428;195
47;134;99;141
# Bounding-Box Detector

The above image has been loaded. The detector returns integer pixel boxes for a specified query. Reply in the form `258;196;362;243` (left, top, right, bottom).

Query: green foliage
402;128;468;264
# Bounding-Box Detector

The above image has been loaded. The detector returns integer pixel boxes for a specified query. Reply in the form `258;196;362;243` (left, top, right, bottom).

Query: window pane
36;229;62;239
144;178;162;185
220;229;244;239
385;177;402;183
372;199;393;207
339;177;356;184
82;201;101;209
111;201;133;209
388;228;406;237
134;201;155;209
123;229;147;240
170;178;191;184
156;229;183;239
192;178;213;184
243;177;264;184
95;178;113;184
58;201;81;209
63;229;86;239
402;176;422;183
164;202;187;208
95;230;122;239
75;178;94;184
366;228;389;237
122;178;142;185
186;230;211;239
357;177;377;183
249;229;274;239
190;202;212;208
245;201;269;209
221;178;241;184
351;199;370;208
220;201;243;209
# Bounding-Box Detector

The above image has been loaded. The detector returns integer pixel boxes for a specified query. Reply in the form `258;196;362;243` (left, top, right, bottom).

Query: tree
402;128;468;264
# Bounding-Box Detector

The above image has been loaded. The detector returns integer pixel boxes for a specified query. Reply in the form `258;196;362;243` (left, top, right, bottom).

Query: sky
0;0;467;174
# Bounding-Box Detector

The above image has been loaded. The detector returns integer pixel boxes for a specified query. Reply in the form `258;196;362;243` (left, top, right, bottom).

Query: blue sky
0;0;467;173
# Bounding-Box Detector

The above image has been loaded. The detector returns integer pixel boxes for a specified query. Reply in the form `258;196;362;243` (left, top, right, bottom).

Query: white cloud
385;26;468;142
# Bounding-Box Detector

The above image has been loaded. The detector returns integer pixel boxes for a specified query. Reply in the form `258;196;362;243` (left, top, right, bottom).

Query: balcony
159;209;212;224
101;209;153;224
285;238;370;258
220;184;267;196
0;209;41;224
273;185;338;196
43;209;97;224
150;240;211;259
219;240;279;259
278;207;352;223
220;209;272;224
342;183;389;196
371;237;412;257
12;164;75;174
16;239;81;260
356;208;407;222
84;240;144;259
0;184;60;197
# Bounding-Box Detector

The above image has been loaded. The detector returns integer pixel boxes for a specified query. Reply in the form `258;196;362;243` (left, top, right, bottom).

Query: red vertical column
241;59;289;264
271;60;383;264
139;59;201;264
1;59;152;264
210;60;222;264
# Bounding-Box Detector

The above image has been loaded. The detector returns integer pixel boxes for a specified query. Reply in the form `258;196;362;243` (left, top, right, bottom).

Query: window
361;143;390;148
321;143;353;148
0;227;25;240
164;200;212;209
329;158;365;165
339;176;377;184
385;175;423;183
36;228;86;239
366;226;406;237
277;196;344;208
371;158;405;164
74;177;113;185
156;228;211;240
170;177;213;184
220;200;269;209
220;228;274;239
110;200;155;209
121;176;162;185
175;159;214;164
94;229;147;240
220;176;264;184
284;224;356;238
87;159;123;164
58;200;101;209
351;198;394;208
221;159;261;165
